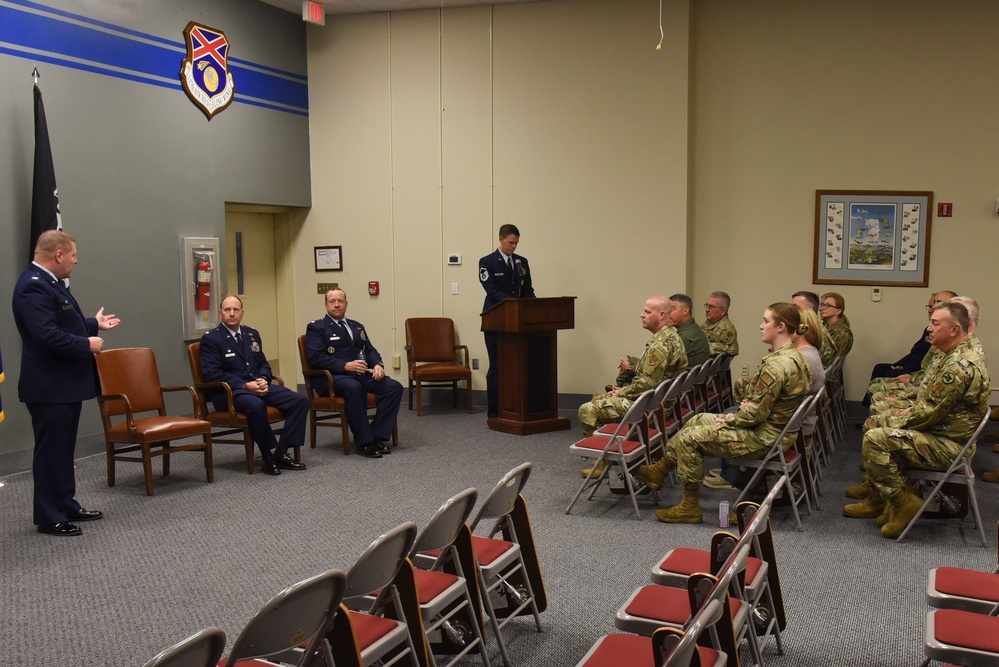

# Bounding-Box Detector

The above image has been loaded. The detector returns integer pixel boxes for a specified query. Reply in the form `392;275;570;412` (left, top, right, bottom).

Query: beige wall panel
491;0;690;391
300;15;398;374
302;0;690;394
390;10;447;361
440;7;496;386
689;0;999;401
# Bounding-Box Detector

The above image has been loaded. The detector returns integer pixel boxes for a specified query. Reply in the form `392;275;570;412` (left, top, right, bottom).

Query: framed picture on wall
813;189;933;287
315;245;342;271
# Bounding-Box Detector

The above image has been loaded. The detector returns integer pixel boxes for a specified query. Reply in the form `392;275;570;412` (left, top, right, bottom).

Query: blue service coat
304;315;386;396
478;249;535;317
12;264;98;405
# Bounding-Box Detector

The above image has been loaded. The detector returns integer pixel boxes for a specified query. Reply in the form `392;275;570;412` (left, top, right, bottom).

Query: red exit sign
303;1;325;25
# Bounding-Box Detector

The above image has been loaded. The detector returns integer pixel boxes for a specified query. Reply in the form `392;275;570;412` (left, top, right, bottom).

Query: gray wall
0;0;311;471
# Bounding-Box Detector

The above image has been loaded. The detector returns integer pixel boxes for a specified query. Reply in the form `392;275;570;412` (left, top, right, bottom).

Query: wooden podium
481;296;576;435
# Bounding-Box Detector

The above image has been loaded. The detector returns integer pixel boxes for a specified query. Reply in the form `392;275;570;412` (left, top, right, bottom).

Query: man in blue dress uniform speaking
478;224;535;419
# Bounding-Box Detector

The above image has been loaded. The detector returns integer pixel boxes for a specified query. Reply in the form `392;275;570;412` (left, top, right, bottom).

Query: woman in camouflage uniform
819;292;854;384
637;302;812;524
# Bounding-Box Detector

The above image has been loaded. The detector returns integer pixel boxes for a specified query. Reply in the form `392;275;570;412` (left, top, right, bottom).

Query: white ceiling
259;0;544;16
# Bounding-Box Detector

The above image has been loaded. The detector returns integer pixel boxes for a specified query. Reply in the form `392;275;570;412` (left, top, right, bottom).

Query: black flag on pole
29;83;61;262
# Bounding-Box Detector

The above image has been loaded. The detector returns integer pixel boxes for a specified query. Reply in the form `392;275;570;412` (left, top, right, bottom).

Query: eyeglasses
819;302;837;309
704;304;724;310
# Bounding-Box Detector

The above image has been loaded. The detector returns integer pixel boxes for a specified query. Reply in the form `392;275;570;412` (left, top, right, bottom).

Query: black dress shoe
261;457;282;475
38;522;82;537
374;440;392;455
357;443;382;459
275;454;307;471
69;509;103;522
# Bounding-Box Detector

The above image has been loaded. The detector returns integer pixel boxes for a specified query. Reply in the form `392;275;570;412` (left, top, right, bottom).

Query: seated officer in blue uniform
478;223;535;418
304;288;402;458
199;295;308;476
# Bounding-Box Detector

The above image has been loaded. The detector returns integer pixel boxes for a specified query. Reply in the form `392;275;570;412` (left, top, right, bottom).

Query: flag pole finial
32;67;39;85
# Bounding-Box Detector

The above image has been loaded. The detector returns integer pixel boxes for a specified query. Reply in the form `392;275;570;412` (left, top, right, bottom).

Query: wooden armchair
404;317;472;416
95;348;213;496
186;342;299;474
297;335;398;454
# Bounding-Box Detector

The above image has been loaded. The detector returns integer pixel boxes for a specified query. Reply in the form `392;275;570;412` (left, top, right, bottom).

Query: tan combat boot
581;459;610;478
844;475;873;499
842;492;886;518
636;457;674;491
876;503;893;528
655;487;703;524
880;487;924;538
982;470;999;483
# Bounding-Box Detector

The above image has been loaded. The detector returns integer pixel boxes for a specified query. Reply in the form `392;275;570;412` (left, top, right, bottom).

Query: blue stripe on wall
0;0;308;115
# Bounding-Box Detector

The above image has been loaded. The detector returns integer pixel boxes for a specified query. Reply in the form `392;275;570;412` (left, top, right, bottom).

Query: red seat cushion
583;634;655;666
471;535;515;567
625;586;691;625
348;611;401;651
414;568;461;605
580;634;720;667
934;567;999;602
658;548;763;585
574;436;645;455
934;609;999;653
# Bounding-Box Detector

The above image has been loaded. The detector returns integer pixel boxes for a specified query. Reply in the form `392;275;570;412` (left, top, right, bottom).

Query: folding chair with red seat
331;523;423;667
576;599;727;667
729;395;816;531
921;607;999;667
142;628;225;667
409;488;491;667
469;463;544;667
897;411;990;546
615;538;757;666
651;478;789;662
926;521;999;614
567;389;659;519
217;568;347;667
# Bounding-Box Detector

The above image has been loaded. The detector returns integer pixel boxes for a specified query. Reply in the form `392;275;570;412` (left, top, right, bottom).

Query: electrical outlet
451;282;459;295
741;364;749;376
472;358;480;370
391;354;401;369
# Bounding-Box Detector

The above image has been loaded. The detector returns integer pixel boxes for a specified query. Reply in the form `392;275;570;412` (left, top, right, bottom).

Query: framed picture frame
315;245;342;272
180;237;221;340
813;190;933;287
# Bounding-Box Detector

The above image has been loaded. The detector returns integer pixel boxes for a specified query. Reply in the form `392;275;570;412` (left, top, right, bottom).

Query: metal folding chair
897;411;991;546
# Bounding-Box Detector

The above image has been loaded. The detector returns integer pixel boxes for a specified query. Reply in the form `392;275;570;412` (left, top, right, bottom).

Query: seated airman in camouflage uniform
868;297;982;416
843;300;989;538
701;290;739;357
819;292;854;384
637;303;812;524
577;296;687;478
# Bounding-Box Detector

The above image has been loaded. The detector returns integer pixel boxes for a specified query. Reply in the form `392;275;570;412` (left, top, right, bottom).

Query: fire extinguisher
195;256;212;316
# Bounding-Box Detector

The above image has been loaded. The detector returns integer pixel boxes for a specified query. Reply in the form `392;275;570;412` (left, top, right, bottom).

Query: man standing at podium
479;224;535;419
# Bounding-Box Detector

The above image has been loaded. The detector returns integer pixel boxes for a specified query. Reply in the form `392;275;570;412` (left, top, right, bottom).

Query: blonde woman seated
637;302;813;523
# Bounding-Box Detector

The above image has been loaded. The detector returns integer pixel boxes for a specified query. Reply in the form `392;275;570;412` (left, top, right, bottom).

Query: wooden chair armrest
271;375;284;387
301;368;337;397
97;393;136;432
161;384;201;414
195;380;238;418
404;346;415;370
456;344;470;367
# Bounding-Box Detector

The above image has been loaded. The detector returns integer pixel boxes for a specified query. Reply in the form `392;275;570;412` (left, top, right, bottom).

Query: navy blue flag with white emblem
29;83;61;263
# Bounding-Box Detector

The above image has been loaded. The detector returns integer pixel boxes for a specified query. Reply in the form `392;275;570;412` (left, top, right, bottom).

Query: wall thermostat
447;254;462;265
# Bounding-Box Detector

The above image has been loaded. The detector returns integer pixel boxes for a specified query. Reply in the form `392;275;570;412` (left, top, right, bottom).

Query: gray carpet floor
1;400;997;666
